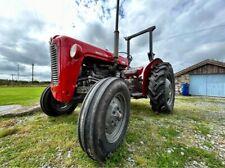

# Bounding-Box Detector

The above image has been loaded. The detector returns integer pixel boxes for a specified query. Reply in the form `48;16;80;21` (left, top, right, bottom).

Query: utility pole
11;74;13;85
32;63;34;82
17;64;20;81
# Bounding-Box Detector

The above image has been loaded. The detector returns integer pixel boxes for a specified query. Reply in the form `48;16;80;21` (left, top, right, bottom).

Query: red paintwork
50;35;128;103
142;58;163;96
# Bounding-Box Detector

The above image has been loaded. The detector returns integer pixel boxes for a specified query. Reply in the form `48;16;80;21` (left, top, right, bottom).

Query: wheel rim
105;93;127;143
165;78;173;106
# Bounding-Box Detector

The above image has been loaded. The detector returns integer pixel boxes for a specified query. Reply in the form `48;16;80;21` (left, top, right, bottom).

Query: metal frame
125;26;156;68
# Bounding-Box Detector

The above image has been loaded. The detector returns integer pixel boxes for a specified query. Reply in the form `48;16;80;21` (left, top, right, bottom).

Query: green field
0;92;225;167
0;87;45;106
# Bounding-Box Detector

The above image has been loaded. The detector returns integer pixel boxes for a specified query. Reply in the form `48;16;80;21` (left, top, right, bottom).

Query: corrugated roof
175;59;225;77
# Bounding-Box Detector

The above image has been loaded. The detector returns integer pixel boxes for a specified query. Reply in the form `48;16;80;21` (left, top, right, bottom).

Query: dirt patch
0;119;17;128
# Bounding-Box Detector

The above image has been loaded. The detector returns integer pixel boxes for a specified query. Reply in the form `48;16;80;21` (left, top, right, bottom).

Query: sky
0;0;225;81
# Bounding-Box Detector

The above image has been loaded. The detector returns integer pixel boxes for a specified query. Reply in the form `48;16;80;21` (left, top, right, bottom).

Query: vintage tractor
40;0;175;162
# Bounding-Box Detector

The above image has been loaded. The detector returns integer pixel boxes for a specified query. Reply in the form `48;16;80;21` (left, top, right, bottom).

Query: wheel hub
112;106;123;120
105;93;126;143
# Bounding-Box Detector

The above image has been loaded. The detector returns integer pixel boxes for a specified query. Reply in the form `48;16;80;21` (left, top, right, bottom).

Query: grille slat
50;43;58;85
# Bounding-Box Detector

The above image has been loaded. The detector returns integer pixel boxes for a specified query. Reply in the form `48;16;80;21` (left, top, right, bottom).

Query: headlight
70;44;77;58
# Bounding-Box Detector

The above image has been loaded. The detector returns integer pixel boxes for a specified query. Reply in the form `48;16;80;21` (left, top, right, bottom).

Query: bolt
115;110;122;120
111;120;116;126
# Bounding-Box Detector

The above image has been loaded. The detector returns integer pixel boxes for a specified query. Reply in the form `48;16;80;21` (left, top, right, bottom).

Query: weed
0;127;18;138
194;123;210;135
159;127;180;139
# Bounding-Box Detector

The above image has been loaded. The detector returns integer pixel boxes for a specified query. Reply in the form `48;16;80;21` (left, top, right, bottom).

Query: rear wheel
78;77;130;161
148;62;175;113
40;86;77;116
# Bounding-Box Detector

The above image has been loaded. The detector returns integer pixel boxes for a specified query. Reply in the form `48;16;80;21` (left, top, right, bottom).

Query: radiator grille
50;43;58;85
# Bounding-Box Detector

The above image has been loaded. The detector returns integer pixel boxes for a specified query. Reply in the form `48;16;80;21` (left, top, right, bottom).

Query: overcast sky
0;0;225;81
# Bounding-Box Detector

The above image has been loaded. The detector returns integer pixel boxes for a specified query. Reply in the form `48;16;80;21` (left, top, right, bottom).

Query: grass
0;87;45;106
0;92;225;167
159;126;180;139
193;123;211;136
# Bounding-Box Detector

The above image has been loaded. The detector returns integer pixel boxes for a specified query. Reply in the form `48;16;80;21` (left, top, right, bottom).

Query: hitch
125;26;156;68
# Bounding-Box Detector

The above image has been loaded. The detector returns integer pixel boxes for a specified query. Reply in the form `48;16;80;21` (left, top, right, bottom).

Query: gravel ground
0;96;224;167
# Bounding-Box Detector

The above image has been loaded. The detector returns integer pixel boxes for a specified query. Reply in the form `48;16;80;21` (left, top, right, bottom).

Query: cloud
0;0;225;81
0;59;25;73
188;41;225;61
122;0;225;71
0;39;49;66
0;12;50;80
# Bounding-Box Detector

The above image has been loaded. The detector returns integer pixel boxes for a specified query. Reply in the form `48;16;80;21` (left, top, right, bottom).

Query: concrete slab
0;105;22;112
0;105;40;117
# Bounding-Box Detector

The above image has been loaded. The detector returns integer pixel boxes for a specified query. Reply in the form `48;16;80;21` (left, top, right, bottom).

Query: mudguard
142;58;163;96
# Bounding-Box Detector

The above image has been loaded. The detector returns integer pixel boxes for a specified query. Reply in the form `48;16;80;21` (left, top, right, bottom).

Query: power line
156;23;225;42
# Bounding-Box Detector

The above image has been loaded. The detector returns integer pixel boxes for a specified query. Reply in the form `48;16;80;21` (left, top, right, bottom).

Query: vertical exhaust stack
113;0;120;72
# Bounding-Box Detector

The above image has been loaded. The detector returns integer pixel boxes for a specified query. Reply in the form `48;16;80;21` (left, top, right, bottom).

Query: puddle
0;105;22;112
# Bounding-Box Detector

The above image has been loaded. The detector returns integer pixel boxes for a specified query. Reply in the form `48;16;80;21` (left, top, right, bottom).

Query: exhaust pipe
113;0;120;72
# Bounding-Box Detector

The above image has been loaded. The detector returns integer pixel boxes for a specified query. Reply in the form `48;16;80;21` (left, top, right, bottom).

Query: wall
175;74;189;94
190;64;225;74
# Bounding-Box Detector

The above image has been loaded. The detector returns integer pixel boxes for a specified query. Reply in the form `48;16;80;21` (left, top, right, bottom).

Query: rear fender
142;58;163;96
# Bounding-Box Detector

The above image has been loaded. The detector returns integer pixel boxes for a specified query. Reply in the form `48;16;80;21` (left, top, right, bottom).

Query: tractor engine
76;60;113;95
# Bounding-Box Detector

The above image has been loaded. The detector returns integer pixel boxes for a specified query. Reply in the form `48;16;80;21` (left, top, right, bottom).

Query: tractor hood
49;35;128;103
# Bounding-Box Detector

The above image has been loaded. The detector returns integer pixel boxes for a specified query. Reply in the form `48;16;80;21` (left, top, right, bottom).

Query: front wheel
148;62;175;113
40;86;77;116
78;77;130;162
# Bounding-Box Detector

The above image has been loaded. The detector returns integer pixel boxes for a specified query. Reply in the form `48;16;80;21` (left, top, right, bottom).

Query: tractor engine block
76;61;112;94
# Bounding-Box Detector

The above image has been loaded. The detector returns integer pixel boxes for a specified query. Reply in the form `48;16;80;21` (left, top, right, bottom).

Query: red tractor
40;0;175;162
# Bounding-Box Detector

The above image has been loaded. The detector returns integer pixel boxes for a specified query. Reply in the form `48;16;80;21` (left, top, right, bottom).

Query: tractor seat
123;67;144;77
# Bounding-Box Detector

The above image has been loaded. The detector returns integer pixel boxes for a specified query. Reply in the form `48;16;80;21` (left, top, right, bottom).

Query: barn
175;59;225;97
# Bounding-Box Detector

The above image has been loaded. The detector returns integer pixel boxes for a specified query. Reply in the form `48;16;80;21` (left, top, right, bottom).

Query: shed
175;59;225;97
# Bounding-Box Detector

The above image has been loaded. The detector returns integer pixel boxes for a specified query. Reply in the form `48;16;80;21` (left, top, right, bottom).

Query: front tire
148;62;175;113
40;86;77;116
78;77;130;162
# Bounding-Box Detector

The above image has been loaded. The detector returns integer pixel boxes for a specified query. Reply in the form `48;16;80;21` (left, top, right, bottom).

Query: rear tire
148;62;175;113
78;77;130;162
40;86;77;116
